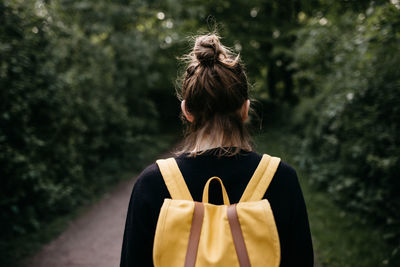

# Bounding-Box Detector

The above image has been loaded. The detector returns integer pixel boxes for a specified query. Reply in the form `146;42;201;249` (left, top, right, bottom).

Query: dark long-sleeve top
120;149;314;267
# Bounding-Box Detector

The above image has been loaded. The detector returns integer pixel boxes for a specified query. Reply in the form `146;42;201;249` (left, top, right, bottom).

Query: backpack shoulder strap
239;154;281;202
156;158;193;201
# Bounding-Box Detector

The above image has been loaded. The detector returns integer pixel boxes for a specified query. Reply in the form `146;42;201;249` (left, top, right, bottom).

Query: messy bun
176;33;252;157
193;35;223;66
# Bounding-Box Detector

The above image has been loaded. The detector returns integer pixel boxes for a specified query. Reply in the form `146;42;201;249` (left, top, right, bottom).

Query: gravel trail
25;177;135;267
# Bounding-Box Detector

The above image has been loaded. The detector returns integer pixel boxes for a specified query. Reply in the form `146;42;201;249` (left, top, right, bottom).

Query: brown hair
176;33;252;157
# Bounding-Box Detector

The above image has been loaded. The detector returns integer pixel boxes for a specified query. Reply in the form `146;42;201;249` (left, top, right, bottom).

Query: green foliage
0;0;172;256
291;2;400;261
255;128;398;267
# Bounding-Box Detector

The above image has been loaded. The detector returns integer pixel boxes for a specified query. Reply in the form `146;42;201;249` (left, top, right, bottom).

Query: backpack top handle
202;176;231;205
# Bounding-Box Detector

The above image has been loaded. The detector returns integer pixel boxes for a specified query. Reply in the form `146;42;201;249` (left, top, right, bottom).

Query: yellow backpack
153;154;281;267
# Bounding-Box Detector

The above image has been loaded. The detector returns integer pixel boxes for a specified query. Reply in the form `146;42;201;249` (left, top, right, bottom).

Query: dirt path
25;177;136;267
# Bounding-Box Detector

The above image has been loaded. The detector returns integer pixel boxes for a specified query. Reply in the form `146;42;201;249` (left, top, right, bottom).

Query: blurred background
1;0;399;266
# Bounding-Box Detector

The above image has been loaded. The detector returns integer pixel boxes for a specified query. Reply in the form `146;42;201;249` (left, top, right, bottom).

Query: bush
0;0;164;247
291;2;400;259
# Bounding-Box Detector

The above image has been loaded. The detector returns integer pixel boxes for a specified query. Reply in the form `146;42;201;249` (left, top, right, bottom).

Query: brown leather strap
185;202;204;267
227;204;251;267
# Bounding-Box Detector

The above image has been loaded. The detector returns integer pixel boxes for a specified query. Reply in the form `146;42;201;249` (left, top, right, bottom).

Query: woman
120;33;314;267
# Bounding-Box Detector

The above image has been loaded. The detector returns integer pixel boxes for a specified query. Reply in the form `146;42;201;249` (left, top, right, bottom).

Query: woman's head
177;33;252;156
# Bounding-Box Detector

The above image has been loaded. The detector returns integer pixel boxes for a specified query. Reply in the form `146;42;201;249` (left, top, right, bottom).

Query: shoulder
135;163;161;186
261;153;299;183
277;160;298;179
136;162;162;182
268;159;301;193
132;162;169;201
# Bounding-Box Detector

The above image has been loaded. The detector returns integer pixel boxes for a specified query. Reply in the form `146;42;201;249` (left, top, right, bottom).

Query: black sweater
120;150;314;266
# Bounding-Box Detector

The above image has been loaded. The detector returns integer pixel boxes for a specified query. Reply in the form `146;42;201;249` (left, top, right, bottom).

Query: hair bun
194;34;222;66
